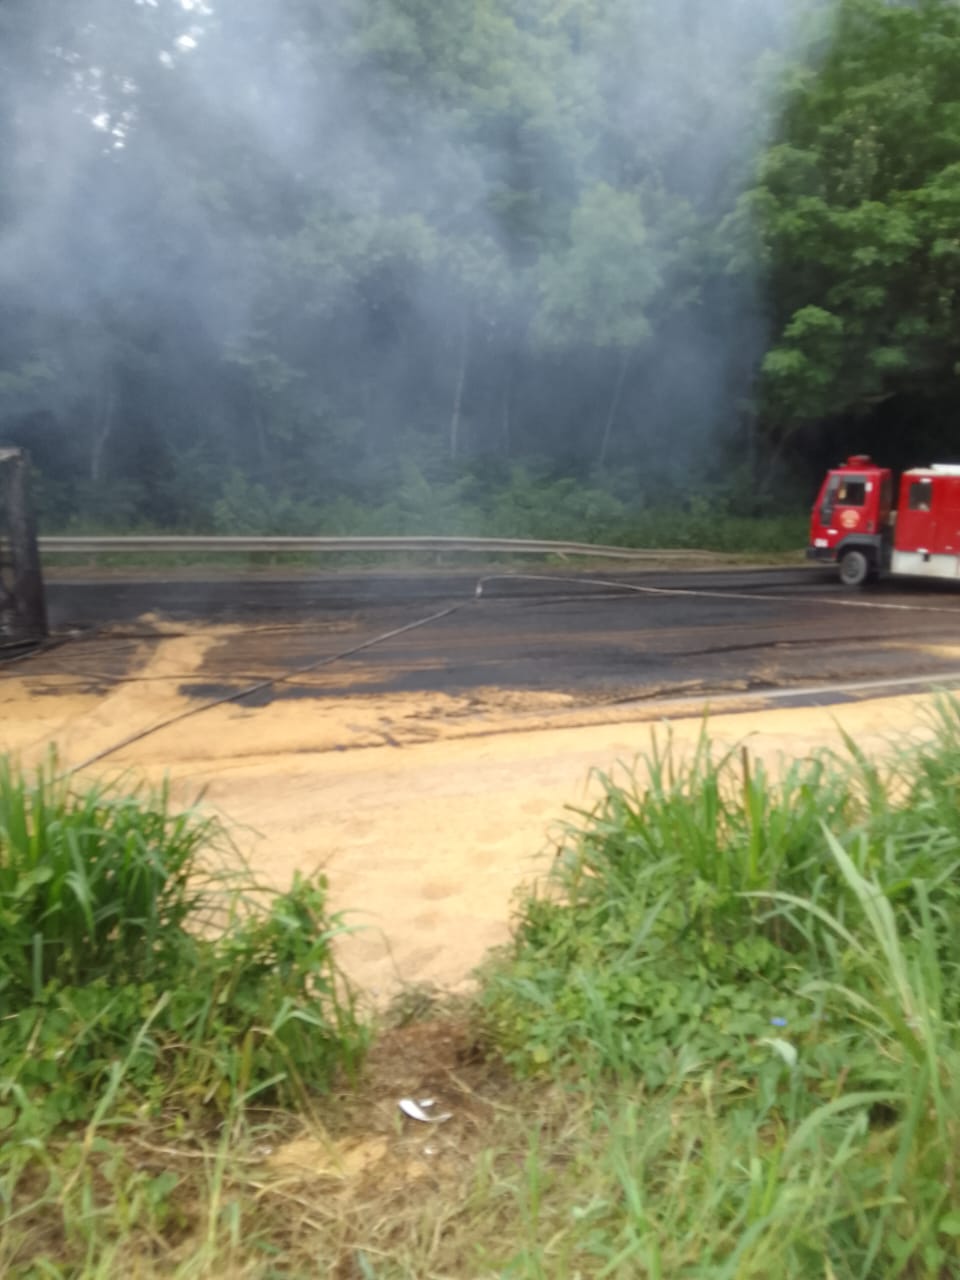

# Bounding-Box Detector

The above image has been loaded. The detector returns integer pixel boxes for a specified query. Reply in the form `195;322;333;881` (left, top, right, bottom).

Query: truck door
894;478;936;553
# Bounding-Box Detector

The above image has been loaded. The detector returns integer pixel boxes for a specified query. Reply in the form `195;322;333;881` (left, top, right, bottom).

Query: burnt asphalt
38;566;960;709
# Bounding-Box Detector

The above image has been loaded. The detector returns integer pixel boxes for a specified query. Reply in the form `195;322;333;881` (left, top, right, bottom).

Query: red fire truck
808;455;960;586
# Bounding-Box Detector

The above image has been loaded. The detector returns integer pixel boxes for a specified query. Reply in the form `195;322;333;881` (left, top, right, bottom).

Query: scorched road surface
15;566;960;994
44;566;960;711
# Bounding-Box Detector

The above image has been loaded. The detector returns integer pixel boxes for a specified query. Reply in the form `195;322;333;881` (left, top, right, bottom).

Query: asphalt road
38;566;960;710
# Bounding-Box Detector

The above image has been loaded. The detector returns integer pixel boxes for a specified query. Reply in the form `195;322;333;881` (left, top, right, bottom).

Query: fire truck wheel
839;548;871;587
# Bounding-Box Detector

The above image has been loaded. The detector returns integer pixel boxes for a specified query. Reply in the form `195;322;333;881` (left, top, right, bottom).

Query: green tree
754;0;960;452
536;183;666;466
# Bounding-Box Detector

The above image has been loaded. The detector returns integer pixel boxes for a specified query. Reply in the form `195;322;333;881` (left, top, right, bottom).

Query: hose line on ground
66;600;473;776
56;566;960;775
63;571;707;774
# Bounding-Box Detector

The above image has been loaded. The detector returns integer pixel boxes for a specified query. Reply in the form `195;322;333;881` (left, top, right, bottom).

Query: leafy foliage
10;721;960;1273
480;708;960;1084
10;0;950;532
754;0;960;439
477;700;960;1273
481;730;851;1082
198;465;806;552
0;758;367;1130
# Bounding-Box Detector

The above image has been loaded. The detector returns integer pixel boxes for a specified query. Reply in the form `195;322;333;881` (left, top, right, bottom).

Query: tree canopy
1;0;959;530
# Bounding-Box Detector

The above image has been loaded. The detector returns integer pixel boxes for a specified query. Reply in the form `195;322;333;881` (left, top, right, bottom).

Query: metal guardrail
36;535;722;561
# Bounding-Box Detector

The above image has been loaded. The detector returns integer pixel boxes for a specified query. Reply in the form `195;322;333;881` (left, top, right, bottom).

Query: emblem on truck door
840;509;861;530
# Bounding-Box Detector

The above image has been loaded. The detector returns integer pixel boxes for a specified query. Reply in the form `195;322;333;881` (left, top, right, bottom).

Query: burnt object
0;447;47;647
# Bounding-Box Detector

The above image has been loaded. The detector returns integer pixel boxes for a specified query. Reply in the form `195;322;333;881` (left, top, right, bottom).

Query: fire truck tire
839;548;871;587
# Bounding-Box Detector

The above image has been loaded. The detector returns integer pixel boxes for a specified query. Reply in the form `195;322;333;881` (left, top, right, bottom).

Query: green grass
9;707;960;1275
0;754;367;1128
0;759;219;997
475;702;960;1277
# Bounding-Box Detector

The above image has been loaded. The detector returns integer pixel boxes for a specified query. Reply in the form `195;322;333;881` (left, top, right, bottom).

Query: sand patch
0;625;940;998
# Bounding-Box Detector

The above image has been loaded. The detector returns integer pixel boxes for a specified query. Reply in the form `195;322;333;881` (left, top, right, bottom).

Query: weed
477;706;960;1275
0;756;367;1132
11;709;960;1275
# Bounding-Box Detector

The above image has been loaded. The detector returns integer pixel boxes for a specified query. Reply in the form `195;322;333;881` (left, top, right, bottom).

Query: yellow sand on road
0;622;937;999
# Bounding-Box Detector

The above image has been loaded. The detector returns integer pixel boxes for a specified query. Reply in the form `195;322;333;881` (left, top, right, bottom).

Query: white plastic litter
398;1098;452;1124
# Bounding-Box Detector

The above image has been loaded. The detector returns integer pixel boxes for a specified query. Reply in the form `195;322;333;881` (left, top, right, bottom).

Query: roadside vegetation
479;702;960;1276
0;758;367;1275
8;1;960;529
41;468;810;574
6;704;960;1275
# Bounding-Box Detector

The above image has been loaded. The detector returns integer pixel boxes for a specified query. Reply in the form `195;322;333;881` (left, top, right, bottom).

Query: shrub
0;757;367;1129
480;730;853;1084
0;761;216;998
58;463;808;554
478;702;960;1091
477;704;960;1274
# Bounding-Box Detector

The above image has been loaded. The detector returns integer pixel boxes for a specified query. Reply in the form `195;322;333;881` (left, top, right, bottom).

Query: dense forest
1;0;960;536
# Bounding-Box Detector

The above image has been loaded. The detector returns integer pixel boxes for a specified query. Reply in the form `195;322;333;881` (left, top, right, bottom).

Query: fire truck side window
835;479;866;506
908;480;933;512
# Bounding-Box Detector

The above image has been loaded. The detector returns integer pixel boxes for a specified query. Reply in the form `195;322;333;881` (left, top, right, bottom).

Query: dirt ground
0;618;939;1001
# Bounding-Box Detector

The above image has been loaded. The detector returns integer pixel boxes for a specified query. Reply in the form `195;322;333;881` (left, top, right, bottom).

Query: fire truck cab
809;455;960;586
